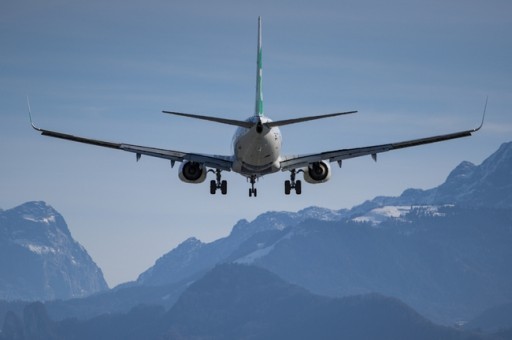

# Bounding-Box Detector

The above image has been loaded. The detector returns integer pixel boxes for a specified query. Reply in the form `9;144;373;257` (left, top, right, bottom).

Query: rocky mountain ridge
0;201;108;301
351;141;512;213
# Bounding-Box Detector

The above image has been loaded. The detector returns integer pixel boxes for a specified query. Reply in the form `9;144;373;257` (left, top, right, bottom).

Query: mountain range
132;141;512;324
0;264;491;340
1;141;511;338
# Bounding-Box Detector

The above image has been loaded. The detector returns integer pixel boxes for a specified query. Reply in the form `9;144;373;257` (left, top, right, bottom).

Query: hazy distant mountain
162;264;486;340
136;141;512;324
0;202;108;301
0;264;488;340
464;302;512;333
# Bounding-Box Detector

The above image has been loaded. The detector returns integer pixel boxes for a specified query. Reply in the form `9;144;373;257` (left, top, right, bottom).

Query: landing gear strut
248;175;258;197
285;169;302;195
209;169;227;195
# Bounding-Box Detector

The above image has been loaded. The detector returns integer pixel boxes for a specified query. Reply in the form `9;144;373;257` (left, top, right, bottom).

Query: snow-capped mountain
351;204;451;226
135;141;512;324
136;206;346;286
351;141;512;212
0;201;108;301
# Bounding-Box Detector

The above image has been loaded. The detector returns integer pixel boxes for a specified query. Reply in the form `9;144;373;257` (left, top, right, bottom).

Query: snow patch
22;214;56;225
235;245;275;265
353;205;448;226
26;244;57;254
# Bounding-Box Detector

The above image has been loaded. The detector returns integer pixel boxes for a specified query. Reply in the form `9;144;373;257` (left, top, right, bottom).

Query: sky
1;0;511;287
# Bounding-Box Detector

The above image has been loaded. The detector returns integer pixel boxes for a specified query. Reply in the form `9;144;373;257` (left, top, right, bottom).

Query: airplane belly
234;128;281;173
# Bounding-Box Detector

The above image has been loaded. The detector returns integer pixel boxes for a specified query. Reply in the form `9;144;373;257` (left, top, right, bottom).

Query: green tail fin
255;16;264;117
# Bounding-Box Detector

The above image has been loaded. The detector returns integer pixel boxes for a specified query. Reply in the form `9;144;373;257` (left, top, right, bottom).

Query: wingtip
474;96;488;132
26;96;41;131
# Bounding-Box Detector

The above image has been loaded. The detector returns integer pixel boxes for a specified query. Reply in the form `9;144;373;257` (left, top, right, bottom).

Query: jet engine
303;160;331;184
178;161;207;183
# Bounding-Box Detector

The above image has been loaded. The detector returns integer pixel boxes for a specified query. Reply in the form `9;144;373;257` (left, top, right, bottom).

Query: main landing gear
285;169;302;195
209;169;227;195
249;175;257;197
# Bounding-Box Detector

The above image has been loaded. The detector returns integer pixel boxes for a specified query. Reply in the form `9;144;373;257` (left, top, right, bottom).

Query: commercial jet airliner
29;17;486;197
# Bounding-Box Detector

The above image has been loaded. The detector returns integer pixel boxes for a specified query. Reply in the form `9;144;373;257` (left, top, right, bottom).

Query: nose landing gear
249;175;258;197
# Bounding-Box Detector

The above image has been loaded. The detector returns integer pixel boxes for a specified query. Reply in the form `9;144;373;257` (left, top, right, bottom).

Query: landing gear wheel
284;180;291;195
209;169;227;195
249;188;257;197
285;170;304;195
210;180;217;195
295;180;302;195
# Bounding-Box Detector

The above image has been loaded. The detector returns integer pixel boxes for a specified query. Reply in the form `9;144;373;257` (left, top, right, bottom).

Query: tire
284;180;291;195
210;180;217;195
221;180;227;195
295;180;302;195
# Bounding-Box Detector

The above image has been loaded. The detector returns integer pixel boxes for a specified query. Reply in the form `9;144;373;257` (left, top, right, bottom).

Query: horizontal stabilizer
162;111;253;128
266;110;357;128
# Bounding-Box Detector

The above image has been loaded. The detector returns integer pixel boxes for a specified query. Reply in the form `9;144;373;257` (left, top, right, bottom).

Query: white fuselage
231;116;282;176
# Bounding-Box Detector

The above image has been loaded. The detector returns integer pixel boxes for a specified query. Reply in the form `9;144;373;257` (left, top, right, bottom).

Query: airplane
28;17;486;197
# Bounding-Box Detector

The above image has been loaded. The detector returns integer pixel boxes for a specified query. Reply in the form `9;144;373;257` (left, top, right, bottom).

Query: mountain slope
351;141;512;212
464;302;512;333
136;206;346;286
162;264;484;340
253;207;512;323
0;201;108;301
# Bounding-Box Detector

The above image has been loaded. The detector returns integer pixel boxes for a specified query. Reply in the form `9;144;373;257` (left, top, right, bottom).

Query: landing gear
209;169;227;195
285;169;302;195
248;175;258;197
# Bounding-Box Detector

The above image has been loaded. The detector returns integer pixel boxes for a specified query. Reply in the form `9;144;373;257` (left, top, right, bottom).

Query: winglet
473;96;488;132
26;96;41;131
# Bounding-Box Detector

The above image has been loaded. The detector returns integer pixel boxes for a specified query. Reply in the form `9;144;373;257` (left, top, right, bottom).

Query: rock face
0;201;108;301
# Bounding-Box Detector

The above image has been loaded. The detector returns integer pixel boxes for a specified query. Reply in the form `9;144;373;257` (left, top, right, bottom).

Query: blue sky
1;0;511;286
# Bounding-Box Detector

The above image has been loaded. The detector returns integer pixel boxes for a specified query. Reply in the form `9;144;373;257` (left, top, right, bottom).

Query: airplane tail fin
255;16;264;117
162;17;358;128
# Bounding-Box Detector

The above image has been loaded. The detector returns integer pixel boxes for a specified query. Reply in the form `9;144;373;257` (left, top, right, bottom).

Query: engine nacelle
179;161;207;183
303;161;331;184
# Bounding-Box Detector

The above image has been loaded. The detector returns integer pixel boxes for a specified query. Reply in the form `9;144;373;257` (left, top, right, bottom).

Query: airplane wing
280;113;486;171
29;120;233;171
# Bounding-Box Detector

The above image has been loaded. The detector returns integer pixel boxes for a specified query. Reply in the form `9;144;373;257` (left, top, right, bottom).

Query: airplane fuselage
232;116;282;176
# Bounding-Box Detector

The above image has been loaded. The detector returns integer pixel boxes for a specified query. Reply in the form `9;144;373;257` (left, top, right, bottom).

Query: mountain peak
445;161;477;183
478;141;512;178
349;141;512;210
14;200;57;219
435;141;512;208
0;201;108;301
